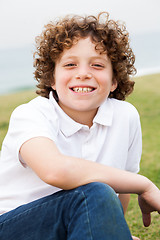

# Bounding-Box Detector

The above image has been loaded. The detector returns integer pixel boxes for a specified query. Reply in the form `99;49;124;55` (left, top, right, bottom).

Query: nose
75;72;92;80
75;65;92;80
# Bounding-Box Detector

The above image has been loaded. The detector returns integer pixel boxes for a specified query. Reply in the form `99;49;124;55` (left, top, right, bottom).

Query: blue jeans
0;182;132;239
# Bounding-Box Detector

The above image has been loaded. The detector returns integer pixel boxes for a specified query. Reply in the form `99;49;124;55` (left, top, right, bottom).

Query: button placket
82;128;95;161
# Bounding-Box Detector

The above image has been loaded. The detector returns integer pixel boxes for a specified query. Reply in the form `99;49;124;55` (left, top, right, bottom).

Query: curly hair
33;12;136;100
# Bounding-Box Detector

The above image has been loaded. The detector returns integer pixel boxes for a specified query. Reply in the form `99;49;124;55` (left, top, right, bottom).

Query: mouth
70;87;96;93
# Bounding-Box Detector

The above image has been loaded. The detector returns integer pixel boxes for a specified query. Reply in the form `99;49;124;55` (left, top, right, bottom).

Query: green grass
0;90;36;147
0;73;160;239
126;73;160;239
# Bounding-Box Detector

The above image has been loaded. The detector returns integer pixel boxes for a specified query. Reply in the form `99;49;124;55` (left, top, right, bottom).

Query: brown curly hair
33;12;136;100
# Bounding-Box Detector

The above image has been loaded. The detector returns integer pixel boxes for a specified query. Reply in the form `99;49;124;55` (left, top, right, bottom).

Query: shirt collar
93;98;113;126
49;92;113;137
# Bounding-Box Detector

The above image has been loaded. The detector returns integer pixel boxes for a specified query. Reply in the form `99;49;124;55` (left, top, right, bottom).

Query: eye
91;63;104;69
64;63;77;67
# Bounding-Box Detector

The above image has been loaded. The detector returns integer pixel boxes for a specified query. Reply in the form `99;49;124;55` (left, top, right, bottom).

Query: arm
20;137;160;226
118;194;130;215
20;137;148;193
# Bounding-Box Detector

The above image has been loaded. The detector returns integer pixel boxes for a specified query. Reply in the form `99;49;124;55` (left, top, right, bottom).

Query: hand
138;181;160;227
132;236;140;240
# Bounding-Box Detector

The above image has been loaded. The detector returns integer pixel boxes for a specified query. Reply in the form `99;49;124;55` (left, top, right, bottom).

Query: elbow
44;170;71;190
42;158;74;190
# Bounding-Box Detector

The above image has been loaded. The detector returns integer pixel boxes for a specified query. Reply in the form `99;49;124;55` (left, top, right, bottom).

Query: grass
0;90;36;147
126;73;160;239
0;73;160;239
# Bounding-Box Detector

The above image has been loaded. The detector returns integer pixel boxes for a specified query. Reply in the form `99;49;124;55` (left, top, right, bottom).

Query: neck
72;110;97;128
59;105;98;128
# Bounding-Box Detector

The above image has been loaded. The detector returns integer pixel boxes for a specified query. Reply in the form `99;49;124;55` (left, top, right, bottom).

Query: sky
0;0;160;49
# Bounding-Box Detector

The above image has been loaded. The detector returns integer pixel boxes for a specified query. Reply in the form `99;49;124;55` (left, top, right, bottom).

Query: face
52;37;117;124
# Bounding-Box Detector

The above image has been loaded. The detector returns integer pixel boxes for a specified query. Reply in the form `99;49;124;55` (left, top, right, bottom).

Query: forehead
58;37;107;61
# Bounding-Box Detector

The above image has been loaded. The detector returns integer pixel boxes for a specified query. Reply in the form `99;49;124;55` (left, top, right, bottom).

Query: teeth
72;87;94;93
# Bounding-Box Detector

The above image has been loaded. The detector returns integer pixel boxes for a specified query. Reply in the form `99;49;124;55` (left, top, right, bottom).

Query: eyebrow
60;55;109;62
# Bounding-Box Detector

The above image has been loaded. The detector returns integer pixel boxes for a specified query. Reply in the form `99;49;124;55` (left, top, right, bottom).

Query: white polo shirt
0;92;142;214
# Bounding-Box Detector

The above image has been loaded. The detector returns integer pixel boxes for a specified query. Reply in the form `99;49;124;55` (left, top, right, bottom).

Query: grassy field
0;73;160;239
126;73;160;239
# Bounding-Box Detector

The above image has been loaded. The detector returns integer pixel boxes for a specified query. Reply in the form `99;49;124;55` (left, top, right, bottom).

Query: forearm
45;153;151;195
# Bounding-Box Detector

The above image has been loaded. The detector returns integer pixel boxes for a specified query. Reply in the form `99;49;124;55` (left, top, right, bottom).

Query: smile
71;87;95;93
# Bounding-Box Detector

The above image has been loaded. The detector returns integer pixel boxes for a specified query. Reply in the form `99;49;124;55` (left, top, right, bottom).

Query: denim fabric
0;182;132;239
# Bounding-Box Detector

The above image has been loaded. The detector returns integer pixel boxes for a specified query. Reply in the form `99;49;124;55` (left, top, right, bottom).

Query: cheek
56;72;71;86
99;76;112;88
53;78;70;94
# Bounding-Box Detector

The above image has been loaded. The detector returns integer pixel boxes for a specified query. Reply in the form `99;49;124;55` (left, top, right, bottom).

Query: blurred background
0;0;160;95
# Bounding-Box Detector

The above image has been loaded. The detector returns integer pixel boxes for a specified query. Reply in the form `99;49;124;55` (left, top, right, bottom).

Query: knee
78;182;123;212
80;182;115;197
66;182;123;216
65;182;124;227
79;182;119;202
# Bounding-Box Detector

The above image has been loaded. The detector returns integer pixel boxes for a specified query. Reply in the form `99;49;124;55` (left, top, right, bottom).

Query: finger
142;212;151;227
132;235;140;240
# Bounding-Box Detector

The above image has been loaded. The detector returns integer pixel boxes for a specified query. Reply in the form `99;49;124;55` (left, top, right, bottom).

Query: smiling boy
52;37;117;127
0;12;160;240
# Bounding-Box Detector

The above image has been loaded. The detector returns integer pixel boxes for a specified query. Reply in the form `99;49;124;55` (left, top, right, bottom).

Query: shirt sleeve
125;107;142;173
3;102;57;166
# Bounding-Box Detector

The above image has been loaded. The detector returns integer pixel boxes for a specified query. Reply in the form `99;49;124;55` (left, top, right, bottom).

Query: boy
0;12;160;240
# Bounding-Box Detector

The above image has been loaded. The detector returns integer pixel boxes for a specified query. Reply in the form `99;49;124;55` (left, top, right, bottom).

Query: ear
51;77;56;90
51;84;56;91
111;78;117;92
51;71;56;90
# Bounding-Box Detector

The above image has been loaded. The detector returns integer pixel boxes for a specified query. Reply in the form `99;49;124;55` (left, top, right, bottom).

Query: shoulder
5;96;59;146
108;98;140;119
9;96;59;136
104;98;141;130
11;96;57;121
12;96;49;113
